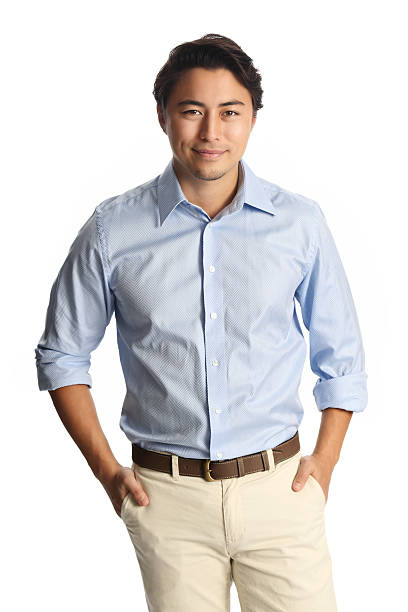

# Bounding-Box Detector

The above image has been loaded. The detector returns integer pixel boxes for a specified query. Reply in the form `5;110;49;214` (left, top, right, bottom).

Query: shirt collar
157;157;279;226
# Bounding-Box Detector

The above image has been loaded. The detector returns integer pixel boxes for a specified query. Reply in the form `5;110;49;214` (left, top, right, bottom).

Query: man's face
157;67;256;182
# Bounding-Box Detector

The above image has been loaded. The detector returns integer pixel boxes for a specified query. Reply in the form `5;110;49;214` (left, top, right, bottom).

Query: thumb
292;467;309;492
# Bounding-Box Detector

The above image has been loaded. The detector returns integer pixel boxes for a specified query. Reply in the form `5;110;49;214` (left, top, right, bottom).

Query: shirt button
209;265;215;272
217;452;223;458
215;408;222;414
211;359;219;366
210;312;217;319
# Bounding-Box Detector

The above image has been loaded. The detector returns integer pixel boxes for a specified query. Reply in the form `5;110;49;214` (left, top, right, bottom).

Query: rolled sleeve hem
37;374;92;392
313;372;368;413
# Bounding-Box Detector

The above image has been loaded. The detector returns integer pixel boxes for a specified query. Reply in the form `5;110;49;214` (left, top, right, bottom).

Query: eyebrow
177;98;245;108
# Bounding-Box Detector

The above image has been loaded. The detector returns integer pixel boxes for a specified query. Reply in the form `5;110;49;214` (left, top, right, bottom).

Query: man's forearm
48;384;121;481
313;407;353;466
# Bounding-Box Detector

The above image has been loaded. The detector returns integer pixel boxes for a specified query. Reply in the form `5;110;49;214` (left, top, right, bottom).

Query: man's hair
153;33;263;119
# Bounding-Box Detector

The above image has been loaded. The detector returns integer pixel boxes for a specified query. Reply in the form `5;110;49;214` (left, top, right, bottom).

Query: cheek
226;122;251;141
170;120;197;141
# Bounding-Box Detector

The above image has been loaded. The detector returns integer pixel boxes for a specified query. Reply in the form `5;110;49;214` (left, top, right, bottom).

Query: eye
182;109;239;117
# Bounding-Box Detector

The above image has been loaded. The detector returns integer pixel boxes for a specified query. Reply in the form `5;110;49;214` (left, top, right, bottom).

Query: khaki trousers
120;447;338;612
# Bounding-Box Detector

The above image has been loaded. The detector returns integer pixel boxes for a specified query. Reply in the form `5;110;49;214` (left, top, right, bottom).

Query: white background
1;1;407;610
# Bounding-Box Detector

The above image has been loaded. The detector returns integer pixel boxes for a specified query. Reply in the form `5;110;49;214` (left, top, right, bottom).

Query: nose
199;112;221;142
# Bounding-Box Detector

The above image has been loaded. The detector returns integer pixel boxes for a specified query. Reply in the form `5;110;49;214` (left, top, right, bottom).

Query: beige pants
120;448;338;612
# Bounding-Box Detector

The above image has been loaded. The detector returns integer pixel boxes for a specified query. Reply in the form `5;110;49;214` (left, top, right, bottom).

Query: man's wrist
92;456;122;483
312;449;339;468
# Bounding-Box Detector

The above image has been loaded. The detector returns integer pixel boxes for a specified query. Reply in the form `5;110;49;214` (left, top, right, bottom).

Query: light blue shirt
35;157;368;460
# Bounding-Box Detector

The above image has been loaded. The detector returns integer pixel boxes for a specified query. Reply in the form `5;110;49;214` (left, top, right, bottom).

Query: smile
193;150;226;159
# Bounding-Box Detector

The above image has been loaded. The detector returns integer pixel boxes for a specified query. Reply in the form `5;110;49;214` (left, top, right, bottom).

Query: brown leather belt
131;431;300;481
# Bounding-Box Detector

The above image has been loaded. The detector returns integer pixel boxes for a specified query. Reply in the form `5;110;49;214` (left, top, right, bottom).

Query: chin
193;166;231;181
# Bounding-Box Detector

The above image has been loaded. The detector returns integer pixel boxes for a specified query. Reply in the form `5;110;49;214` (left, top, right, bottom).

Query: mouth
193;149;226;159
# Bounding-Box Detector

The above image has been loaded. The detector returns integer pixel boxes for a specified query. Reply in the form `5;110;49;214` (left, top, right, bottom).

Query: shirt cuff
312;372;368;413
36;370;92;391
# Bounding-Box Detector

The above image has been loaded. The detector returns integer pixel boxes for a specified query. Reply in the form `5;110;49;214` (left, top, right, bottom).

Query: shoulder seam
94;208;112;281
303;200;321;275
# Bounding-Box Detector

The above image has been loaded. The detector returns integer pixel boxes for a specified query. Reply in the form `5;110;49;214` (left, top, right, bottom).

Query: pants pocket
308;474;326;505
120;491;131;520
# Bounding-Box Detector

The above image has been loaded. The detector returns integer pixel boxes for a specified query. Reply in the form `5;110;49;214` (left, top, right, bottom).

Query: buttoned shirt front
34;157;368;460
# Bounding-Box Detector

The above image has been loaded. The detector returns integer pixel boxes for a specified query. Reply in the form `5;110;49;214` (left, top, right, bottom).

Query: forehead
168;67;251;104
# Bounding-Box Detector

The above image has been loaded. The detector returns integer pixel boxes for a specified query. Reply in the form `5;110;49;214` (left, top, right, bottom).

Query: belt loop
266;448;276;472
171;454;180;480
237;456;245;477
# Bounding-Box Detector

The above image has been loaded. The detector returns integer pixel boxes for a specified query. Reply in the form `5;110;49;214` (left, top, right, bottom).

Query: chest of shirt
106;203;312;340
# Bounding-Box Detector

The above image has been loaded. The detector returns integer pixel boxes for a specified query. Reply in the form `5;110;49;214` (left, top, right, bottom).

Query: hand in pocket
291;454;333;504
100;465;150;517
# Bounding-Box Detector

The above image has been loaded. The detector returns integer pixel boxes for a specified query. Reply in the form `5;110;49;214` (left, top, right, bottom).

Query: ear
251;113;257;130
157;103;167;134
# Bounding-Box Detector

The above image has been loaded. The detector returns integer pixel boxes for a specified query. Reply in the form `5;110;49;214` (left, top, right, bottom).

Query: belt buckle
204;459;216;481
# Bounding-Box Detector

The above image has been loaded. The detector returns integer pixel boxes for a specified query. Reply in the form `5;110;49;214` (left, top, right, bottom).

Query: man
35;33;368;611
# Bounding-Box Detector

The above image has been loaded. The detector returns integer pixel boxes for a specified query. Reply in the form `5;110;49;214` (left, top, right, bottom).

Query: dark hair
153;33;263;119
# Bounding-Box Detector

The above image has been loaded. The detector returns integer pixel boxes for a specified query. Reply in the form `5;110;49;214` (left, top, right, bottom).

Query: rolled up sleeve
34;208;115;391
295;203;368;413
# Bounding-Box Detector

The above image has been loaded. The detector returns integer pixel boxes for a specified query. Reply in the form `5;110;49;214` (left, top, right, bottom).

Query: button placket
202;221;229;461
